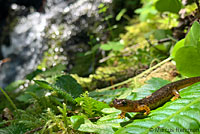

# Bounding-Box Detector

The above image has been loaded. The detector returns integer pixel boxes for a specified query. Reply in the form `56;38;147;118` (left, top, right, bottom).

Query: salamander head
112;99;129;110
112;99;139;112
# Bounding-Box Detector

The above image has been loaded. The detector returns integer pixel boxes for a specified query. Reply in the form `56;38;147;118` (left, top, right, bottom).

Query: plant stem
97;57;172;91
0;87;17;111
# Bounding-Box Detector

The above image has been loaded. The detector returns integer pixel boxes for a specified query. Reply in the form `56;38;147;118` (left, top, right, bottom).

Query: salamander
113;76;200;118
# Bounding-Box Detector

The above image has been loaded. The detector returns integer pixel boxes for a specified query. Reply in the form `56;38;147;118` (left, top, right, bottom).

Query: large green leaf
172;21;200;77
155;0;182;14
171;39;185;58
174;46;200;77
115;82;200;134
185;21;200;48
55;75;83;98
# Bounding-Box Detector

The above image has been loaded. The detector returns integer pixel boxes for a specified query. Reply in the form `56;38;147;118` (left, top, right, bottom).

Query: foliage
100;41;124;51
4;80;26;92
89;88;133;104
0;124;30;134
171;21;200;77
26;63;66;81
40;104;80;134
75;92;109;118
55;75;83;98
1;1;200;134
71;78;200;134
155;0;182;14
135;1;157;22
115;83;200;134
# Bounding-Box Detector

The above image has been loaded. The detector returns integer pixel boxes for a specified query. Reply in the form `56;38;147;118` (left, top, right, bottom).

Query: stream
0;0;112;88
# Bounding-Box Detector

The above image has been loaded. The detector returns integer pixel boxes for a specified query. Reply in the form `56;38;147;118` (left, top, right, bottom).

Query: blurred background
0;0;142;88
0;0;197;91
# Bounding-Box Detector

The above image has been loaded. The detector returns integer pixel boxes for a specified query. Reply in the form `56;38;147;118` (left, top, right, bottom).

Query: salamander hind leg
172;89;180;101
138;105;150;115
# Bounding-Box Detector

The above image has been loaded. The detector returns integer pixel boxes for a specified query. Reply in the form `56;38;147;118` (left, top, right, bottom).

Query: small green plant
75;92;109;118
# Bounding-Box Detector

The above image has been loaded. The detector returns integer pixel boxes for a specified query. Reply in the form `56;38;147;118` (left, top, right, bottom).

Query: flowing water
0;0;112;88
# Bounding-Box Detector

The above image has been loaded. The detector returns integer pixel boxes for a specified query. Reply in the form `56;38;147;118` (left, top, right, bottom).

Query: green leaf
174;46;200;77
90;78;169;105
111;42;124;51
185;21;200;48
100;42;124;51
89;88;133;104
26;69;42;80
153;29;172;40
78;120;115;134
131;78;170;100
155;0;182;14
100;44;112;51
70;116;85;130
5;80;25;92
78;78;200;134
55;75;83;98
172;21;200;77
34;80;53;90
115;82;200;134
34;79;74;103
101;108;121;114
171;39;185;58
16;84;44;102
116;9;127;21
135;1;157;22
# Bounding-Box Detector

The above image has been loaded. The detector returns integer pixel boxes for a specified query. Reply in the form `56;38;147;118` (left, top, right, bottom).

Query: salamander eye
121;100;127;106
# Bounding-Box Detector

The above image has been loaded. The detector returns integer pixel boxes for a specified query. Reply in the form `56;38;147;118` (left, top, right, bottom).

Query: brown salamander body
113;76;200;118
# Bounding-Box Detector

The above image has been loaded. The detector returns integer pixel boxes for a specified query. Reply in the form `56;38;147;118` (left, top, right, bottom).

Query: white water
0;0;112;88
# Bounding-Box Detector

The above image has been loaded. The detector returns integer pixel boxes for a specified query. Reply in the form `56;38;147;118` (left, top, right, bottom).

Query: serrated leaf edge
144;96;200;133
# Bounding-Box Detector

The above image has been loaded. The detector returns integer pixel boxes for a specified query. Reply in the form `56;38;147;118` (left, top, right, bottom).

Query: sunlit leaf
70;116;85;130
174;46;200;77
171;39;185;58
185;21;200;48
115;83;200;134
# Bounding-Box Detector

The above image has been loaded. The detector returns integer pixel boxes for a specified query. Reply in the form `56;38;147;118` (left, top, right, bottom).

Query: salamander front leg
172;89;180;101
118;111;126;119
138;105;150;115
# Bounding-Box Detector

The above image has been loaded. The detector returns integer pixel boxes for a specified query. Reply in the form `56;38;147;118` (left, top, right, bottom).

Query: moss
71;63;147;90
